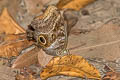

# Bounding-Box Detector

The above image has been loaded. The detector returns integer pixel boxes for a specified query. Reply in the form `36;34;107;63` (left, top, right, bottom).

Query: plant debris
40;55;101;80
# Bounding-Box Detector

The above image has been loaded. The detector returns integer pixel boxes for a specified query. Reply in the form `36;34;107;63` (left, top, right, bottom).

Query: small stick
69;40;120;51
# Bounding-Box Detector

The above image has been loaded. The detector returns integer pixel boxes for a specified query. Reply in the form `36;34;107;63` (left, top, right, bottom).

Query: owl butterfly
26;5;78;56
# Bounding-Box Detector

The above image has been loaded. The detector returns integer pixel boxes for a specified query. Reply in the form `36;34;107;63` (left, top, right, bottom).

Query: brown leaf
68;23;120;61
0;38;33;58
1;34;26;42
40;55;101;80
103;72;117;80
38;49;53;67
0;8;34;58
103;65;120;80
24;0;43;15
12;47;53;69
41;0;53;5
57;0;95;10
0;65;18;80
16;74;36;80
0;8;25;34
12;46;39;69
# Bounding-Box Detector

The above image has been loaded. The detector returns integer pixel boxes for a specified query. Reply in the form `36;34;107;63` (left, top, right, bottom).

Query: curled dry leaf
57;0;95;11
40;55;101;80
12;46;39;69
0;8;25;34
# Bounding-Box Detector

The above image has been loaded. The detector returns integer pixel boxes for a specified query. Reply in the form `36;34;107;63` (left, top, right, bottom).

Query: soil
0;0;120;80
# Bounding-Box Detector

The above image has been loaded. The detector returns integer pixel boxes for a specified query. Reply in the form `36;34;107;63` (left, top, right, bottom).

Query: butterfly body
26;6;68;56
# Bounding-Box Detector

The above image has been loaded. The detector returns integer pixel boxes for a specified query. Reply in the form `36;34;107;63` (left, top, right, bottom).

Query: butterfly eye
38;35;46;45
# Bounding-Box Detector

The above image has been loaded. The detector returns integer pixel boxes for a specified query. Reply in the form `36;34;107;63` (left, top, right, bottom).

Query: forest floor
0;0;120;80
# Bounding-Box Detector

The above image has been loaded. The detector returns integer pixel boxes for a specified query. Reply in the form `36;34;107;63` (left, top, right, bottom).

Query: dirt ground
0;0;120;80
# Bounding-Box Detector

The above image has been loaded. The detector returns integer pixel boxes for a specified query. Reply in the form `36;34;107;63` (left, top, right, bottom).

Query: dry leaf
12;47;53;69
0;34;26;43
12;46;39;69
38;49;53;67
0;33;33;58
103;72;117;80
40;55;101;80
24;0;43;15
41;0;53;5
0;8;33;58
68;23;120;61
0;65;17;80
0;8;25;34
16;74;36;80
57;0;95;10
103;65;120;80
0;39;33;58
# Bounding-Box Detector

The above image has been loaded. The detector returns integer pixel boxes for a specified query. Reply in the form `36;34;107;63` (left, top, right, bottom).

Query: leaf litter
2;0;119;80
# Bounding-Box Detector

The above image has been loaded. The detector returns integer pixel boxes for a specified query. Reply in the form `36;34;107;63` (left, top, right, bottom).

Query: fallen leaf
12;46;39;69
40;55;101;80
68;23;120;61
57;0;95;10
0;8;33;58
102;65;120;80
24;0;43;15
103;72;117;80
38;49;53;67
1;33;26;42
0;39;33;58
16;74;36;80
40;0;52;5
12;46;53;69
0;8;25;34
0;65;18;80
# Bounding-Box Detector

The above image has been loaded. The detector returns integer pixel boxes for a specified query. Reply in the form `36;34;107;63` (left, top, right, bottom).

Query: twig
69;40;120;51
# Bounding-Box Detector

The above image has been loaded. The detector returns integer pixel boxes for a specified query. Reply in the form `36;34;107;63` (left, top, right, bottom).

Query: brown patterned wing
26;6;69;56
